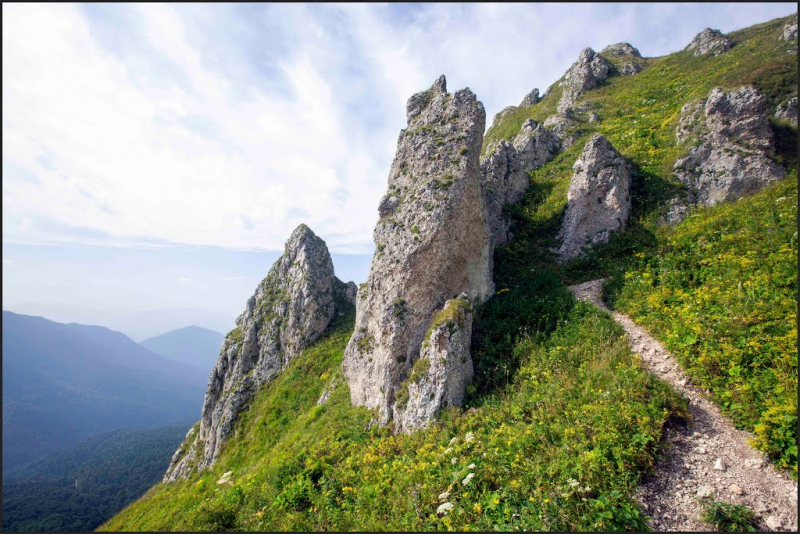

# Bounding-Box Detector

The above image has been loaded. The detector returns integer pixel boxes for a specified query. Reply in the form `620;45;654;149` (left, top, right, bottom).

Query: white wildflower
439;491;450;501
451;457;458;465
437;502;454;516
567;477;579;488
468;463;476;469
462;473;475;485
464;432;476;443
444;447;454;455
217;471;233;485
449;437;459;446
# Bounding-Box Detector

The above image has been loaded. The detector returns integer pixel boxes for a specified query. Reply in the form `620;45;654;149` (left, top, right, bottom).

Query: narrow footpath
568;279;798;532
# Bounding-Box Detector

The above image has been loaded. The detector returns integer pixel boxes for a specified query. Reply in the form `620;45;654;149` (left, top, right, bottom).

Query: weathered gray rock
558;134;631;260
685;28;732;57
342;75;493;429
543;114;579;148
520;88;540;107
657;197;690;227
783;15;798;54
394;295;474;432
601;42;645;76
491;106;516;128
674;87;786;207
164;224;354;481
481;119;560;246
557;48;611;114
775;96;798;126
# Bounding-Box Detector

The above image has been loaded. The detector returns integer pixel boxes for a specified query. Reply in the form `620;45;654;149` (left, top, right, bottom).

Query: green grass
700;500;759;532
607;179;798;475
482;13;797;474
102;13;796;530
101;302;684;531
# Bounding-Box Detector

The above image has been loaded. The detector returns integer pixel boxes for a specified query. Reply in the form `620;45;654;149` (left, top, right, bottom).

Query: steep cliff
164;224;355;481
342;75;493;429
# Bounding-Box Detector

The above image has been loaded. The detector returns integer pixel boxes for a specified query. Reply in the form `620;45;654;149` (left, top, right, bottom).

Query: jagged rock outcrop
783;15;798;54
394;295;473;432
673;87;786;208
685;28;732;57
481;119;560;245
775;97;798;125
557;47;611;114
601;42;645;75
558;134;631;260
342;75;493;429
520;88;540;107
543;114;579;148
164;224;355;481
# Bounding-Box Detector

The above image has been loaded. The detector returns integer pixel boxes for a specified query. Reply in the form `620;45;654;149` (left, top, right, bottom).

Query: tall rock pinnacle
342;75;493;430
164;224;356;481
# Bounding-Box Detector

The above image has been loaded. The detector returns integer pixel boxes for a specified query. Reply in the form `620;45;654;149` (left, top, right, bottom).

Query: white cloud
2;3;795;255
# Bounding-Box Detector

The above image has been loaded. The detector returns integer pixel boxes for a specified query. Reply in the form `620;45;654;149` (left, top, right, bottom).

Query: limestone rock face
601;42;645;76
481;119;560;246
164;224;353;481
673;87;786;207
543;114;578;148
342;75;493;428
393;296;474;432
783;15;798;54
685;28;732;57
520;88;540;107
775;96;798;126
557;48;611;114
558;134;631;260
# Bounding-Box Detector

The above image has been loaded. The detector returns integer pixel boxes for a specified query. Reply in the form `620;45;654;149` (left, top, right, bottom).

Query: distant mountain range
2;311;208;473
139;325;223;374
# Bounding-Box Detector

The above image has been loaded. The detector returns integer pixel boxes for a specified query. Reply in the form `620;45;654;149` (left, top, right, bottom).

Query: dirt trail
568;279;798;532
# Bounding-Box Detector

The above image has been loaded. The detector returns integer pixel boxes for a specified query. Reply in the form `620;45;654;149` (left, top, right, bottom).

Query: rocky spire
342;75;493;430
520;88;540;107
164;224;356;481
557;47;611;114
600;42;645;75
558;134;631;261
685;28;732;57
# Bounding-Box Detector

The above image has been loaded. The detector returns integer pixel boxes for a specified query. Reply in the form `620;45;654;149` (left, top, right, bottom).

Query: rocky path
568;279;798;532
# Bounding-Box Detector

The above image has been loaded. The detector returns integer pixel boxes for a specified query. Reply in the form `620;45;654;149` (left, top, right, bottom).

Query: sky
3;2;796;340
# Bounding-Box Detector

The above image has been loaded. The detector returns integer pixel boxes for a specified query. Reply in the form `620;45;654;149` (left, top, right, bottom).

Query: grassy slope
485;13;798;473
103;14;796;531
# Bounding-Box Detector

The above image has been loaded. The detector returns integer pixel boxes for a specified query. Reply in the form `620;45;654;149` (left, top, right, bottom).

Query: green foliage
102;303;683;532
408;357;431;384
356;335;374;354
392;298;408;320
609;180;797;474
700;499;758;532
3;425;191;532
228;326;243;344
460;146;469;156
424;298;472;347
